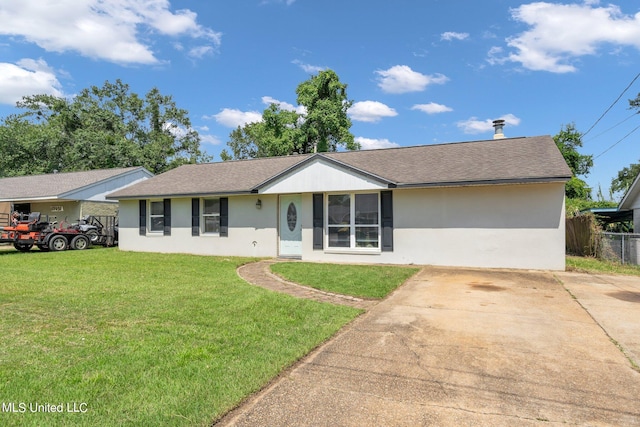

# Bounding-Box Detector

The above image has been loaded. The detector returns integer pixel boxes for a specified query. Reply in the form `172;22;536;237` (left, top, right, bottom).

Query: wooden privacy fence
566;214;600;257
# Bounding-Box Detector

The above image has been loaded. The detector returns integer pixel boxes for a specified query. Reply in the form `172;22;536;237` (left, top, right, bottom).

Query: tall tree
221;70;358;160
553;123;593;199
0;79;210;176
296;69;356;153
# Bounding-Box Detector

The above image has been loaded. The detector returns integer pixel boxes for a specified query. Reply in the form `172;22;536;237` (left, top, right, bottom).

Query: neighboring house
618;172;640;232
0;167;153;225
108;135;572;270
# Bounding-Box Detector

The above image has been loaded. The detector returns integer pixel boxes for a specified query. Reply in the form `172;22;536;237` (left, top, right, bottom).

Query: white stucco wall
117;182;566;270
301;183;566;270
118;195;279;257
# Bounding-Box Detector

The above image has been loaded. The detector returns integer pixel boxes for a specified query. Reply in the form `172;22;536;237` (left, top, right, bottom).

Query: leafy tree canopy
611;93;640;197
553;123;593;200
221;70;358;160
610;162;640;196
553;123;593;177
0;79;211;177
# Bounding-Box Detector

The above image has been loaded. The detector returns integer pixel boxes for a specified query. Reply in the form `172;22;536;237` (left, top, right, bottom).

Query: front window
328;193;379;249
202;198;220;234
149;201;164;232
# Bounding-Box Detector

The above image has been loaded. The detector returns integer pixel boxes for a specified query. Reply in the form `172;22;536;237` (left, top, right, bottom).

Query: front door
279;194;302;257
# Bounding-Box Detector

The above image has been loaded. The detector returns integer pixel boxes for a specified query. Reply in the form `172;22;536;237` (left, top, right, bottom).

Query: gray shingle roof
324;135;571;186
108;136;572;199
0;167;147;200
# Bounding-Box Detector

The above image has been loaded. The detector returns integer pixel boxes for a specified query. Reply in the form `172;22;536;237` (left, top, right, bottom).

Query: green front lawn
270;262;419;299
0;249;360;426
566;255;640;276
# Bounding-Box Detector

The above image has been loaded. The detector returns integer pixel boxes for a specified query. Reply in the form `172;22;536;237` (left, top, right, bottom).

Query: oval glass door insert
287;202;297;231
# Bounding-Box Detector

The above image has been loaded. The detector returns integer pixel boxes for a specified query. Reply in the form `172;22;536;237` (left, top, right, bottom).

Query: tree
611;93;640;197
553;123;593;199
0;79;211;176
611;162;640;195
221;70;358;160
296;69;356;153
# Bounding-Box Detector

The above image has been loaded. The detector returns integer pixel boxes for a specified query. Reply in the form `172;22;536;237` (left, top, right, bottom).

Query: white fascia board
619;172;640;210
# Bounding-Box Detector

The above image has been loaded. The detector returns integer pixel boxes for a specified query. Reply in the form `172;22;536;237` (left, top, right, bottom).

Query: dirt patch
468;281;506;292
607;291;640;303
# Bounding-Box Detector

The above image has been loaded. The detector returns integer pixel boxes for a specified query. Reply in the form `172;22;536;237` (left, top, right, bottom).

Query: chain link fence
600;232;640;265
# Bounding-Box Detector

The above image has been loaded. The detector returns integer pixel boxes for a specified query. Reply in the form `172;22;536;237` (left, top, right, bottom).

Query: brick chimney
493;119;505;139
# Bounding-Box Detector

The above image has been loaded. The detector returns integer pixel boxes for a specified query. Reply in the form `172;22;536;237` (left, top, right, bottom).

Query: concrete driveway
217;267;640;426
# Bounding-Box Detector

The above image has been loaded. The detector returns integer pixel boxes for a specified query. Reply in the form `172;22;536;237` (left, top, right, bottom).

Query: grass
0;248;361;426
566;255;640;276
270;262;419;299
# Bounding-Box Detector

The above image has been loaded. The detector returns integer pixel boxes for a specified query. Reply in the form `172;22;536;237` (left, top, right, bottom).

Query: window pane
355;194;378;225
328;194;350;225
204;216;220;233
203;199;220;215
328;226;350;247
150;201;164;216
356;227;379;248
150;217;164;232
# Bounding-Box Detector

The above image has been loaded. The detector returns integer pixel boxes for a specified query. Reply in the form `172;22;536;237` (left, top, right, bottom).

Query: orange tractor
0;212;91;252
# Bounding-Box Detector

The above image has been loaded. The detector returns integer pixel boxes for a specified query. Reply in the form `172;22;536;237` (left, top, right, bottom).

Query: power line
594;123;640;159
585;112;638;142
583;71;640;138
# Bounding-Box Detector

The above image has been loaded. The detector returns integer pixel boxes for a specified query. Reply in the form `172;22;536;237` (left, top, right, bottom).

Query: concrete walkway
218;264;640;426
556;271;640;370
237;260;377;310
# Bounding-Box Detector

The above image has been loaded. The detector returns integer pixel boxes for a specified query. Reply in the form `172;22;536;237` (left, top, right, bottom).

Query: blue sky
1;0;639;199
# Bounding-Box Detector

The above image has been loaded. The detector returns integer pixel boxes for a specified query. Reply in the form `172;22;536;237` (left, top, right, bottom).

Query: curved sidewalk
237;260;377;310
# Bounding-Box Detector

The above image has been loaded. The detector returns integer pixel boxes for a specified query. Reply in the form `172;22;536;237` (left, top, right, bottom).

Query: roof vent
493;119;505;139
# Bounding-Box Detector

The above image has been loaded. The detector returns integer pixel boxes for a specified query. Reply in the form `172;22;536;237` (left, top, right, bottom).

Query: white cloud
495;2;640;73
199;134;223;145
441;32;469;41
0;0;221;65
292;60;326;74
0;58;64;105
261;0;296;5
457;114;521;134
375;65;448;94
188;45;214;59
348;101;398;122
355;137;400;150
208;109;263;128
411;103;453;114
261;96;306;114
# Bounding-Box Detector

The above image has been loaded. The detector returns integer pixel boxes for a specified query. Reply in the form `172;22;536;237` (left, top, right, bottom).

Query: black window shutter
313;193;323;250
380;191;393;251
220;197;228;237
163;199;171;236
139;200;146;236
191;198;200;236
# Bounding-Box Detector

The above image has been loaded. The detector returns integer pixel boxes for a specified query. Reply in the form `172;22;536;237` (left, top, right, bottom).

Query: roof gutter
106;190;256;200
395;176;572;189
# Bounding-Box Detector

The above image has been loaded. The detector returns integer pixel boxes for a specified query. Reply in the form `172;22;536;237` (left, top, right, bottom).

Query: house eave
619;172;640;210
107;190;255;200
395;176;571;189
